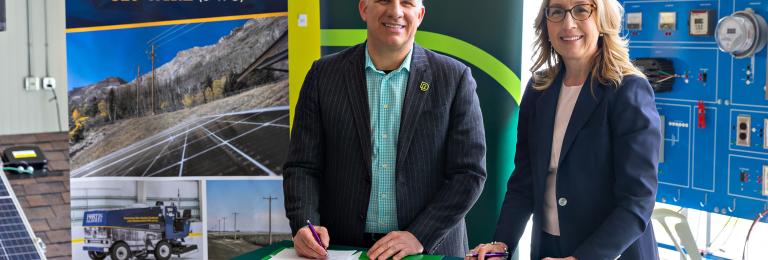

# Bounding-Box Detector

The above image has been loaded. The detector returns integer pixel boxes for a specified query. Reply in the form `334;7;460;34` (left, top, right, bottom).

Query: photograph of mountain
68;16;288;178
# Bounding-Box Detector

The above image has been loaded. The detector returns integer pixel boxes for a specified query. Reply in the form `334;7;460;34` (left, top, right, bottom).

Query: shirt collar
364;43;413;73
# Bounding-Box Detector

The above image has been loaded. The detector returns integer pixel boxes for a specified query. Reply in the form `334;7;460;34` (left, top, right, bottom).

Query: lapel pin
419;81;429;92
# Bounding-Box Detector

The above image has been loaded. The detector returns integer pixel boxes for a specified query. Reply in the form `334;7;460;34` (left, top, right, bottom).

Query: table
233;240;460;260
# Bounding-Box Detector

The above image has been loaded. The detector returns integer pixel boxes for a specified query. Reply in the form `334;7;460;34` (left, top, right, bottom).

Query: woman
469;0;661;259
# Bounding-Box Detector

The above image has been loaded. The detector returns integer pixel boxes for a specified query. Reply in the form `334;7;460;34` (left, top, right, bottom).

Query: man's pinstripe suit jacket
283;43;487;257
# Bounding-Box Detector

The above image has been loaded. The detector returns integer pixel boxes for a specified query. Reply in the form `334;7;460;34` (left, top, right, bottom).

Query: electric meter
715;8;768;58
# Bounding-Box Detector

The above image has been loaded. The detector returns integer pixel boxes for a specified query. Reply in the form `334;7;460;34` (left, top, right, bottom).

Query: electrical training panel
621;0;768;221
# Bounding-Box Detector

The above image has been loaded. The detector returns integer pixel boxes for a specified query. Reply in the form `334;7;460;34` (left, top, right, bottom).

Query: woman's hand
465;241;508;260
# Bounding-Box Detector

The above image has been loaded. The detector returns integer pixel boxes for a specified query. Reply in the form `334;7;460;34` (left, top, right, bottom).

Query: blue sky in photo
206;180;291;233
66;19;248;90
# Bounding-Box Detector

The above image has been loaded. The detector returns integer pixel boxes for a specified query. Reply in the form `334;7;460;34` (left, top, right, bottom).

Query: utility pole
150;44;156;114
223;216;227;235
263;196;278;244
136;65;141;117
233;212;239;240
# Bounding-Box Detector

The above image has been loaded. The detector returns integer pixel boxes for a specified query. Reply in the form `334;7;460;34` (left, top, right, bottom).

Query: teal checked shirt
363;45;412;233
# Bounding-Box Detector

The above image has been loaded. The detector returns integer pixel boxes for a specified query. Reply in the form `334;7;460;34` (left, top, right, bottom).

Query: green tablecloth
233;240;458;260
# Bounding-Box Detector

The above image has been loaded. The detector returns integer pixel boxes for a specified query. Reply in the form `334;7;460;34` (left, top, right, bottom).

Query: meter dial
715;9;768;58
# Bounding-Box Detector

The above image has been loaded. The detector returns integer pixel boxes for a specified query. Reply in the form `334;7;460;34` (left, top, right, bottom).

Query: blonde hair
530;0;644;90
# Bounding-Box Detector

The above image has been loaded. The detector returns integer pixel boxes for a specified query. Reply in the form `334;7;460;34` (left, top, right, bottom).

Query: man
283;0;486;259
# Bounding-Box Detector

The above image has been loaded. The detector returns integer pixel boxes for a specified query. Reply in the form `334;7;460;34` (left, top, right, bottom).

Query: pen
465;252;509;258
306;220;327;250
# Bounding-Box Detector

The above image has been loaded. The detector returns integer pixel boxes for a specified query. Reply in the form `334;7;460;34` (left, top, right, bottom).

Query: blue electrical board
621;0;768;221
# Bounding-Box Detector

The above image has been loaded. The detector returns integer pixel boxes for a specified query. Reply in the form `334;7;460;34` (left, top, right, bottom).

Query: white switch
43;77;56;90
24;77;40;91
298;14;308;28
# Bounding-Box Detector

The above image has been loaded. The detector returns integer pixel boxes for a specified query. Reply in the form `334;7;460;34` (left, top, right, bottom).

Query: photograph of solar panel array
67;12;289;179
71;107;289;178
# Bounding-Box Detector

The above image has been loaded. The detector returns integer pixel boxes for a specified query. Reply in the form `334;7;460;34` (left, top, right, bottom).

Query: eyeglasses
545;4;596;23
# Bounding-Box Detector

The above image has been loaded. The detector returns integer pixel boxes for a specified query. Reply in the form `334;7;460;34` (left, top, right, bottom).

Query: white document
270;248;361;260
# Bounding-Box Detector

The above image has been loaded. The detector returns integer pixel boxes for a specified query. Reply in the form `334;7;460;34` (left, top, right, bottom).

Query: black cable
742;208;768;260
25;0;32;77
49;88;63;132
43;0;49;77
42;0;62;132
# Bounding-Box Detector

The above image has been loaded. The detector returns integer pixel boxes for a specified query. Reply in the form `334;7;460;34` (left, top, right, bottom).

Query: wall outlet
763;165;768;196
42;77;56;90
24;77;40;91
737;115;751;147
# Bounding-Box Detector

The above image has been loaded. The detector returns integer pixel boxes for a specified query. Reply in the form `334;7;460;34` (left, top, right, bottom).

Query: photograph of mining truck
71;180;204;259
82;202;198;260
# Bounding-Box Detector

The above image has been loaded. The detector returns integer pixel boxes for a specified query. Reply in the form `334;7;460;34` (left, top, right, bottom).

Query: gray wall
0;0;67;135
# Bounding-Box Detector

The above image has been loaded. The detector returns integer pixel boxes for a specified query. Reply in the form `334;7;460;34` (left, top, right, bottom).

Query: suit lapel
558;76;605;164
396;45;431;171
344;45;373;176
533;72;562;179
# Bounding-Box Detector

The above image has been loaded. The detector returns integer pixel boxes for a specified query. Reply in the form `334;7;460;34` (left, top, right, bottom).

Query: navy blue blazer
494;71;661;260
284;43;487;257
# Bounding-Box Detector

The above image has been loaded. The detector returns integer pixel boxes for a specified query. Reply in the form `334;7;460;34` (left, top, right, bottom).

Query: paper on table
269;248;361;260
329;250;361;260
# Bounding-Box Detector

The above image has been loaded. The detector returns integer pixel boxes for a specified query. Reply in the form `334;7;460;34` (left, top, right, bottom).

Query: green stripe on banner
320;29;521;105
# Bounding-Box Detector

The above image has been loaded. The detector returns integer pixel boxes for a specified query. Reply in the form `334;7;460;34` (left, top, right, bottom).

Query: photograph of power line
67;15;289;177
206;180;291;260
70;179;205;259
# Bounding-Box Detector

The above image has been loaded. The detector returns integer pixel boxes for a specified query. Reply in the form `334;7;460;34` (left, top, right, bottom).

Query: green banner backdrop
318;0;523;246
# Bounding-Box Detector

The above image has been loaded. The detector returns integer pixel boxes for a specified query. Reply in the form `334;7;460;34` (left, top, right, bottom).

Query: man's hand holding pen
293;220;329;259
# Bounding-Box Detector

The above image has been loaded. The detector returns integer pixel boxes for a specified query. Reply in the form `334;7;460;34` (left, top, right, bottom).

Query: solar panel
72;106;290;178
0;183;7;198
0;166;46;260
